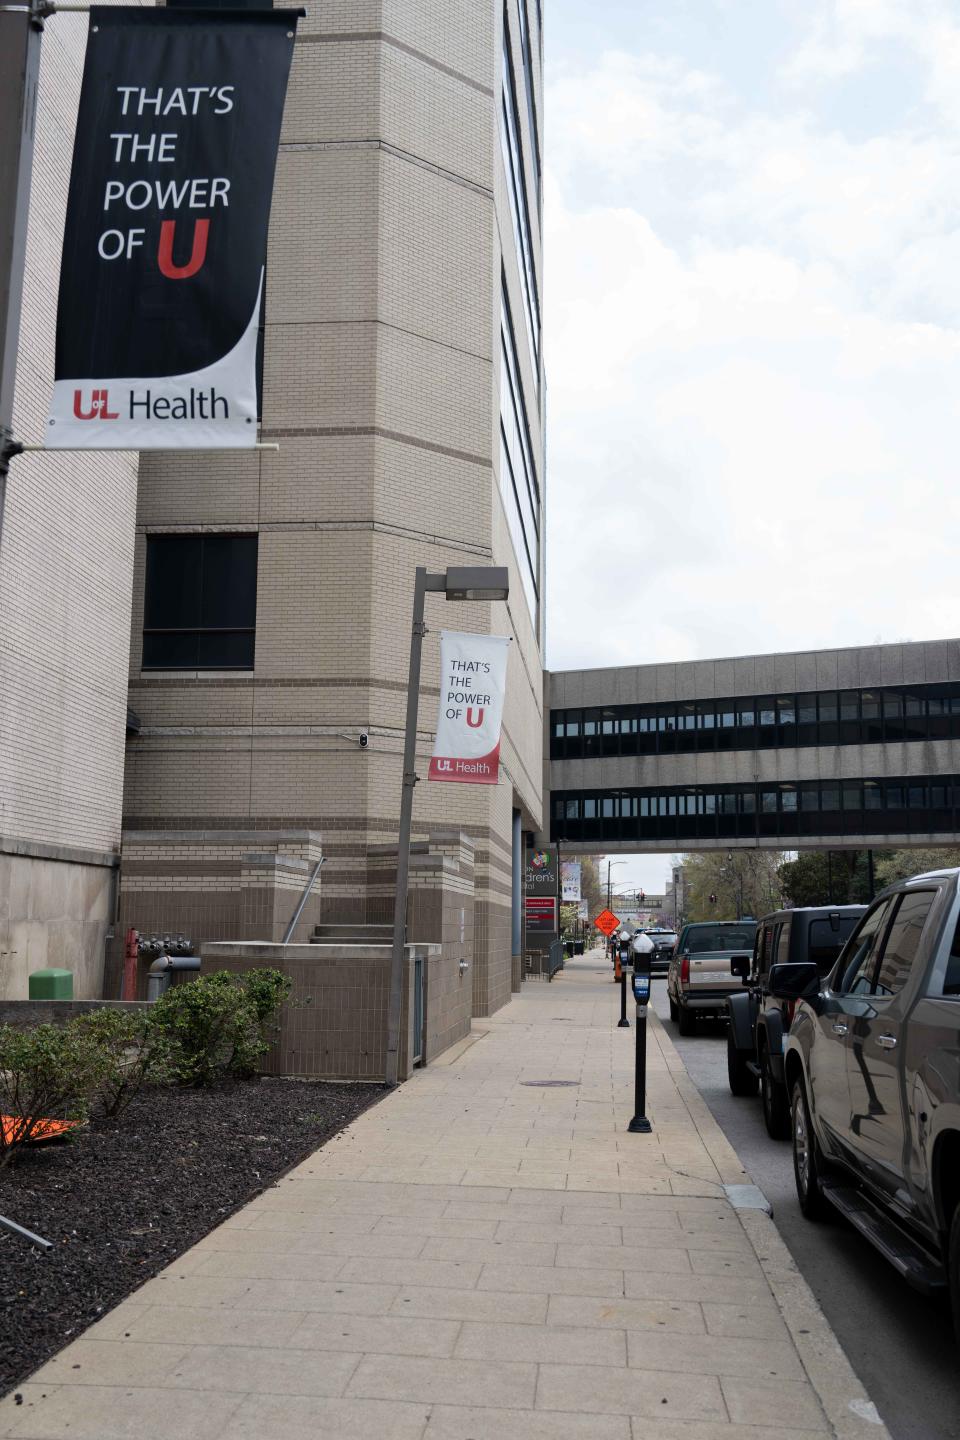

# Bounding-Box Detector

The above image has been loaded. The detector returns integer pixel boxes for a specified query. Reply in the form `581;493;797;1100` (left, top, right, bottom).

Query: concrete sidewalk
1;950;888;1440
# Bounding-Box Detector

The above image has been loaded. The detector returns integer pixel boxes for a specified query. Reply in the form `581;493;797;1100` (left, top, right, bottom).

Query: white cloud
544;9;960;674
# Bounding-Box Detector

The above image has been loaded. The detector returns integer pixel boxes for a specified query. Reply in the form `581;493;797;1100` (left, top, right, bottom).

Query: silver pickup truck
667;920;758;1035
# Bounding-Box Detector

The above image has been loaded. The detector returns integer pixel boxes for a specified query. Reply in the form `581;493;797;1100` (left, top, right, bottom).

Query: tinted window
687;925;756;953
776;919;792;963
143;534;257;670
808;916;860;974
874;891;936;997
838;901;893;994
942;918;960;997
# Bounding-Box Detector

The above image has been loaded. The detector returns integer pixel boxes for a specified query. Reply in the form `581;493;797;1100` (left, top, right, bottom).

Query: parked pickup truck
775;868;960;1340
726;905;865;1138
667;920;757;1035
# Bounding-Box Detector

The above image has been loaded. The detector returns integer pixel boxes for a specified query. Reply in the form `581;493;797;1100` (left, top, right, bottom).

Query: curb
651;1010;892;1440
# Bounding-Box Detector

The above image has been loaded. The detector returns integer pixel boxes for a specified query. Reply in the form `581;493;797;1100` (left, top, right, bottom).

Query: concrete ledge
0;1000;152;1027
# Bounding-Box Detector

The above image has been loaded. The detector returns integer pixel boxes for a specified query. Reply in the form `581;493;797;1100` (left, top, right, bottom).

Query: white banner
428;630;510;785
561;861;582;902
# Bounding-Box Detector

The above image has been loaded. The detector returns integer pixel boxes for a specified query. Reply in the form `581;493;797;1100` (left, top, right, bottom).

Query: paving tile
165;1343;362;1396
131;1276;252;1309
626;1425;828;1440
292;1313;460;1357
0;1384;244;1439
624;1269;773;1305
79;1303;151;1341
219;1393;431;1440
389;1285;548;1325
627;1329;803;1379
374;1214;500;1240
424;1403;630;1438
420;1237;557;1267
337;1257;483;1289
701;1300;791;1341
478;1263;624;1297
556;1244;692;1274
29;1340;188;1389
456;1320;626;1366
346;1354;537;1409
106;1304;307;1348
193;1250;346;1282
547;1294;705;1335
237;1278;403;1313
688;1250;765;1276
536;1362;726;1420
721;1375;829;1429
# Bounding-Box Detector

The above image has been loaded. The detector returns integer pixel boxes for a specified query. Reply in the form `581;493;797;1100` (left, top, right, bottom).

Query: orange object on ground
614;953;622;980
1;1115;80;1145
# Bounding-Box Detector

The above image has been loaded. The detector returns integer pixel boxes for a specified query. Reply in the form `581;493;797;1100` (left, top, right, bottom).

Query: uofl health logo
73;389;118;420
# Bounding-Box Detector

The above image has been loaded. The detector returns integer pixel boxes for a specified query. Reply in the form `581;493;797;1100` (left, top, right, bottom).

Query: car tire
791;1077;830;1220
727;1028;759;1097
677;1002;696;1036
761;1045;791;1139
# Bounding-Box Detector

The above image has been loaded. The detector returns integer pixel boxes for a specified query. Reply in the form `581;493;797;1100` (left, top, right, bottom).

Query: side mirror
768;962;820;1001
730;954;750;980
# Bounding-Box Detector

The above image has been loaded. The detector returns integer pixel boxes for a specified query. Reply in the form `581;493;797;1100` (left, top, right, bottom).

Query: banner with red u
428;631;510;785
47;6;300;450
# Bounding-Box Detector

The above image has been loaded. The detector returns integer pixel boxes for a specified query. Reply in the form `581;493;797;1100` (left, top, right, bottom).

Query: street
646;977;960;1440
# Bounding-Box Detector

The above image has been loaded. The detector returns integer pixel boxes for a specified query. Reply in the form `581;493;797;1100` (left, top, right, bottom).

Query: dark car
776;869;960;1334
727;905;865;1138
643;929;678;975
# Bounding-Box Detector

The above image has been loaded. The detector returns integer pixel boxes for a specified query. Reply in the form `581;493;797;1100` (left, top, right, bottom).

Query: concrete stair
310;923;392;945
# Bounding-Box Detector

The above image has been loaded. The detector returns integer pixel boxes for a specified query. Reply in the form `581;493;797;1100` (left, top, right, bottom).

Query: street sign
526;896;557;934
594;909;621;936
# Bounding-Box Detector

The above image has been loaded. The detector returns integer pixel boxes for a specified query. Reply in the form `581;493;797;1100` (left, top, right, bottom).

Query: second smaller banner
429;631;510;785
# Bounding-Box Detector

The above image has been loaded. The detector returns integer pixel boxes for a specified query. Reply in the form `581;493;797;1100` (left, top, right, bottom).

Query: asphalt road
645;978;960;1440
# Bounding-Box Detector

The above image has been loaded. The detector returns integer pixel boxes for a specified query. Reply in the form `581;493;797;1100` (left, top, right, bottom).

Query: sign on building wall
47;7;299;450
524;847;558;897
560;860;582;902
525;896;557;934
428;631;510;784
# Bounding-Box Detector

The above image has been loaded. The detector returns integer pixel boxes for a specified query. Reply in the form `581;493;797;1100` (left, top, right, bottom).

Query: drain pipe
283;857;325;944
147;954;201;1001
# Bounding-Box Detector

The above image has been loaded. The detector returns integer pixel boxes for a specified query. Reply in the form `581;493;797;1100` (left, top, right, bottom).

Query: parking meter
628;947;653;1134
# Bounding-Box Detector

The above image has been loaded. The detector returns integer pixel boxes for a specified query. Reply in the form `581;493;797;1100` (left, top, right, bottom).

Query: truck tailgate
687;951;750;991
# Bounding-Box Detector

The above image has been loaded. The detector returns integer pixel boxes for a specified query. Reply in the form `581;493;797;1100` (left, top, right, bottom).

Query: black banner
48;6;299;449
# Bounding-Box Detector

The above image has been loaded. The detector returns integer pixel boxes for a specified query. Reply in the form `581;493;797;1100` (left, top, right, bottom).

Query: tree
875;848;960;889
779;850;887;907
682;850;785;922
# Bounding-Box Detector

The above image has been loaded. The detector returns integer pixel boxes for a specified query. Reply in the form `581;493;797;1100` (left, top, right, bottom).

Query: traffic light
709;892;717;905
640;889;645;903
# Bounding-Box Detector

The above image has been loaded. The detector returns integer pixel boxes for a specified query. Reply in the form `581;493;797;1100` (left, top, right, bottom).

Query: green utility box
28;968;74;1000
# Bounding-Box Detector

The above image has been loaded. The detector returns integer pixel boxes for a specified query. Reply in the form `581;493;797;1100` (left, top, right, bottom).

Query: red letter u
157;218;210;280
73;389;99;420
466;707;485;728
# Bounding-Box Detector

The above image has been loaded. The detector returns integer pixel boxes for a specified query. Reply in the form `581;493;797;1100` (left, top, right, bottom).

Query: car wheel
677;1002;696;1036
727;1028;759;1097
791;1077;830;1220
761;1046;791;1139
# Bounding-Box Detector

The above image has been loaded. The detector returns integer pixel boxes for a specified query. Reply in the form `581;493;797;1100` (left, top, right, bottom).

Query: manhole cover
520;1080;579;1088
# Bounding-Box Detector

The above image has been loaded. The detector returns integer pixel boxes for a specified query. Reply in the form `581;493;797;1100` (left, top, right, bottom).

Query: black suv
727;905;865;1138
775;869;960;1332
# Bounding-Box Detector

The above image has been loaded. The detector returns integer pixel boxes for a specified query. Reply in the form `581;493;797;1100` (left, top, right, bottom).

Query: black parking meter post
618;970;630;1028
628;956;653;1134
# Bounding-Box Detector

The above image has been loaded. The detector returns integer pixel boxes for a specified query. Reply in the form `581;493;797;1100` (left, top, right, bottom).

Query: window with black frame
143;534;257;670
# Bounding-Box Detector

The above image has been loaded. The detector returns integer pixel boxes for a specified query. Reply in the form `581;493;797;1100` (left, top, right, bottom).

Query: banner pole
0;1;43;552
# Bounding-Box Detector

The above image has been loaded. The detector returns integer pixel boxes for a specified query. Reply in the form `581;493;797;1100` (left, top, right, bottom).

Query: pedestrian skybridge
546;638;960;852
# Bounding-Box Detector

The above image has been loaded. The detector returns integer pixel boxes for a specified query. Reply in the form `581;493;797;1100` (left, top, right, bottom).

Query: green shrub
70;1008;180;1117
0;1022;108;1167
151;969;289;1086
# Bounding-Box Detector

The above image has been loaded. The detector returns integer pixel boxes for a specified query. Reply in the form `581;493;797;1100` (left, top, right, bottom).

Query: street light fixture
385;564;510;1088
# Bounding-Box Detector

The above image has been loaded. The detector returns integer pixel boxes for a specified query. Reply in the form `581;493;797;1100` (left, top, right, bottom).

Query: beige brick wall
123;2;544;1018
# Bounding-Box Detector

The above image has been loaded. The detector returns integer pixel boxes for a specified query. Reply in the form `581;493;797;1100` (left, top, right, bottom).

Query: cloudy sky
543;0;960;893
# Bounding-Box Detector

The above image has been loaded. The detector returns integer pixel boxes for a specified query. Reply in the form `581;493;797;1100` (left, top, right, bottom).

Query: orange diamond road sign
594;909;621;937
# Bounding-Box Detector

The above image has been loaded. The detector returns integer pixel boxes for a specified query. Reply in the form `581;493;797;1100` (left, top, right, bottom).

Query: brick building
118;2;547;1019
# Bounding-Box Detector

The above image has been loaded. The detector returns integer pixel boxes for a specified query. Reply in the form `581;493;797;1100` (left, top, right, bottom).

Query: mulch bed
0;1078;382;1396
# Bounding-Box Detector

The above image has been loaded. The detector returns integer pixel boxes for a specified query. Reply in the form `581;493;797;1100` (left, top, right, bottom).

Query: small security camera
358;731;369;748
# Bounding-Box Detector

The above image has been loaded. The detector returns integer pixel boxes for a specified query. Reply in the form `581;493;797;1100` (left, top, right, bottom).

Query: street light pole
384;565;509;1089
0;4;43;545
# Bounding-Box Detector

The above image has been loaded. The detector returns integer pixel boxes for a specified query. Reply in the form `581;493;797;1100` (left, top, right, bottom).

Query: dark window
776;918;792;963
874;890;936;996
808;915;860;974
942;917;960;997
838;901;893;994
143;534;257;670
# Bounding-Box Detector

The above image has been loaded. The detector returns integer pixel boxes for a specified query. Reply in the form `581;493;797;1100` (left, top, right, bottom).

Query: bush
70;1008;180;1117
151;969;290;1086
0;1023;108;1167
